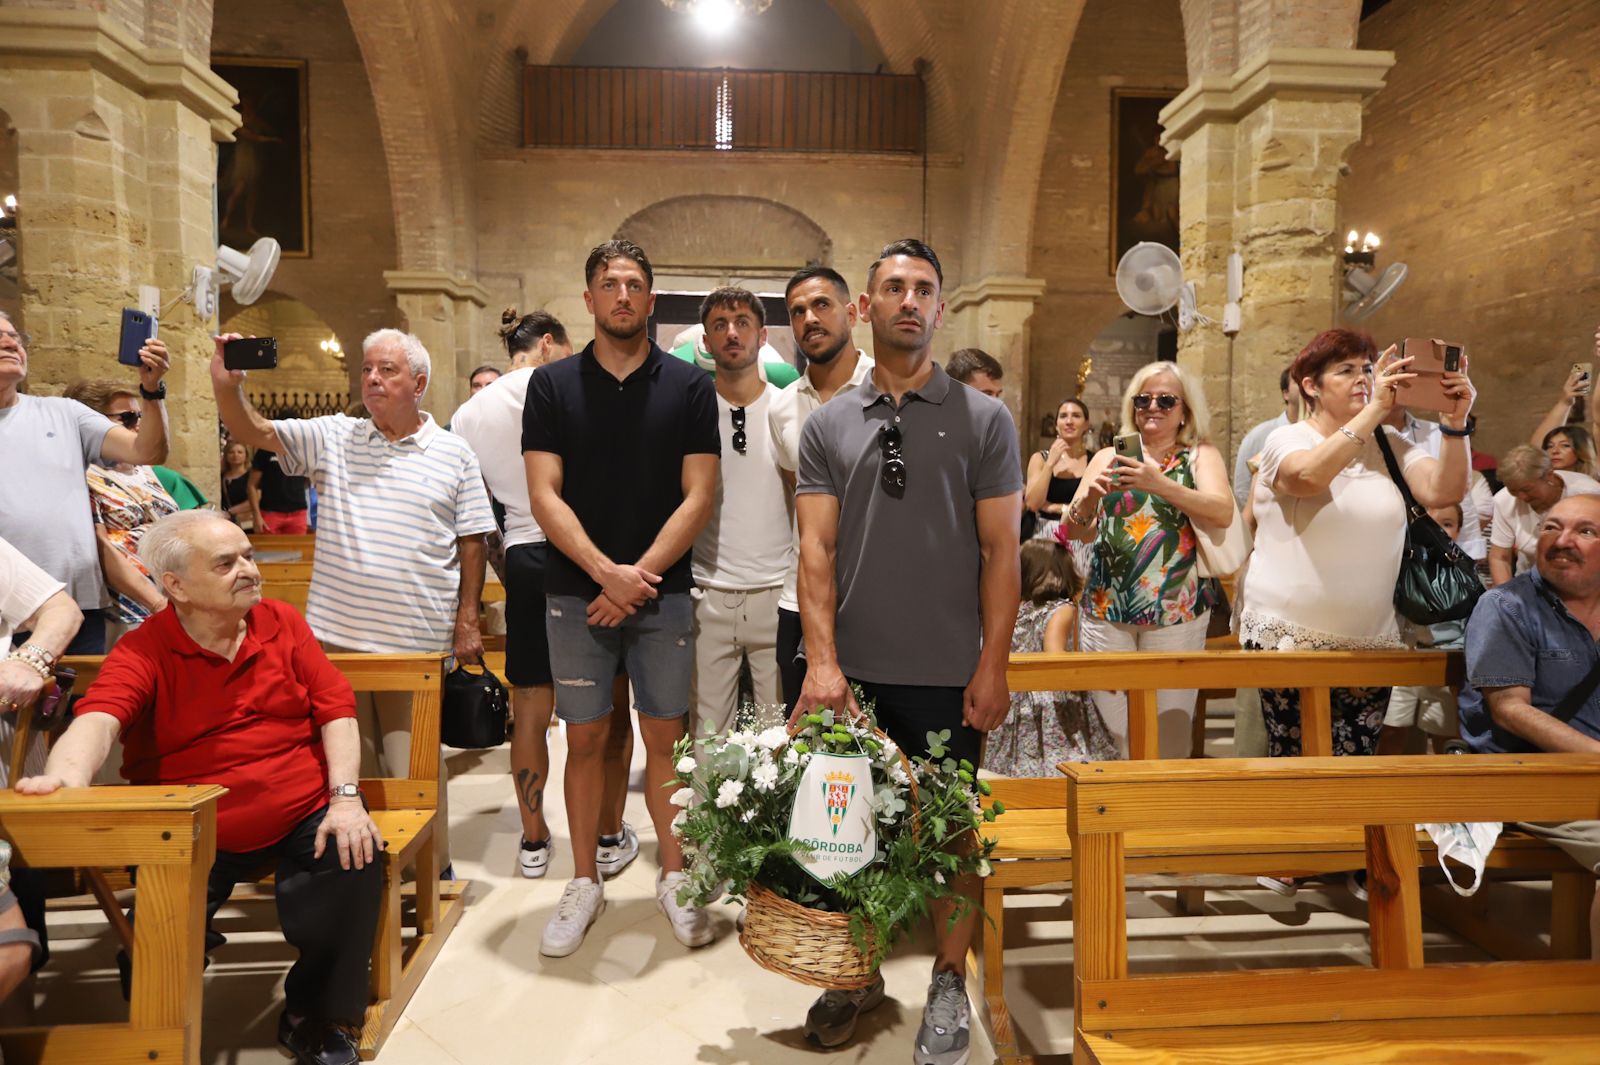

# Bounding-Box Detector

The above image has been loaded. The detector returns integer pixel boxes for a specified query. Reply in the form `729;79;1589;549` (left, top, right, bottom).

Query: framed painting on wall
213;57;310;257
1109;89;1179;274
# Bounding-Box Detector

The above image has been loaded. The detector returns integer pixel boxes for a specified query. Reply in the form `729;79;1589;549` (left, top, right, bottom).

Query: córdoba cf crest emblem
823;771;855;837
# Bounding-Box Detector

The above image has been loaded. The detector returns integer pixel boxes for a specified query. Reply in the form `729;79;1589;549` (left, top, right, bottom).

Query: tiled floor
27;705;1540;1063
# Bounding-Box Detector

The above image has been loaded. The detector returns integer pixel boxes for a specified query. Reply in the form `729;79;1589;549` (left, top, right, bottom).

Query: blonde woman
1542;425;1597;478
1058;361;1235;758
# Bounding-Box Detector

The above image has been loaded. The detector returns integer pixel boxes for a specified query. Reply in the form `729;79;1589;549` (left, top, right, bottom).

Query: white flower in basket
667;700;1005;990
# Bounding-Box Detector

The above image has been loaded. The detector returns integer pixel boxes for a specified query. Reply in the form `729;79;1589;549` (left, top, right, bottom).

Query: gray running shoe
803;973;886;1048
913;970;970;1065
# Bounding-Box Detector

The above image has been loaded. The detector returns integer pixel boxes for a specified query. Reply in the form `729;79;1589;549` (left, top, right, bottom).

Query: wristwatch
329;783;362;800
138;382;167;401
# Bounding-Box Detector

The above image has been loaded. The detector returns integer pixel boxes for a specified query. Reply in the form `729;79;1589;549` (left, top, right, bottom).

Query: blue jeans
545;593;694;723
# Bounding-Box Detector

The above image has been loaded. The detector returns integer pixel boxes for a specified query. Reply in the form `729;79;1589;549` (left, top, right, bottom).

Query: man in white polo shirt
450;310;638;882
210;328;496;875
690;288;792;737
767;266;873;711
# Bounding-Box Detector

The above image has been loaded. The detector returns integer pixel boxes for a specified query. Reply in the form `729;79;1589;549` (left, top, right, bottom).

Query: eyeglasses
0;328;30;348
1132;393;1181;411
879;422;906;493
730;406;747;455
114;411;141;430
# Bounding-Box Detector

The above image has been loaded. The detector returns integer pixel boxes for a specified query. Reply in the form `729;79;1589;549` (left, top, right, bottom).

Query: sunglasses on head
1132;393;1180;412
730;406;747;455
878;422;906;493
114;411;141;430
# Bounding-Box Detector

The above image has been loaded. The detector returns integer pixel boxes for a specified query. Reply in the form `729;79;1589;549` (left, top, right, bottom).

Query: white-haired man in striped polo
211;328;496;875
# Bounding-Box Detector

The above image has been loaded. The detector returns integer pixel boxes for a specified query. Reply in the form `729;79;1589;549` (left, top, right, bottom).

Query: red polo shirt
75;599;356;853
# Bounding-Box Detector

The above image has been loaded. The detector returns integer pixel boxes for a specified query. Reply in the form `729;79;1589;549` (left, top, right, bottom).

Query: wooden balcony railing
522;65;923;154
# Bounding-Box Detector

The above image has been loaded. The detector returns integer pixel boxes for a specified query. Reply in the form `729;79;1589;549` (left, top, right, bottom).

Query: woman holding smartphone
1058;362;1235;759
1241;329;1474;763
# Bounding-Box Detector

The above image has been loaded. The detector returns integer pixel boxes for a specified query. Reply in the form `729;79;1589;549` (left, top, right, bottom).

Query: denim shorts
545;592;694;724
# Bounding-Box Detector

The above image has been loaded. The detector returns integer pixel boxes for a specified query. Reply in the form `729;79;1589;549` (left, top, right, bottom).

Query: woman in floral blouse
63;380;180;638
1058;361;1235;758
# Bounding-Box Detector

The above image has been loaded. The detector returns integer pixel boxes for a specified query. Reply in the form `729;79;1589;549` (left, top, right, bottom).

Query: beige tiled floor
28;705;1538;1063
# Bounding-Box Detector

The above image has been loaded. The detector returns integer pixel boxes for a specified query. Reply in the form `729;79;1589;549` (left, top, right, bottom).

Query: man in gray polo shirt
795;239;1022;1065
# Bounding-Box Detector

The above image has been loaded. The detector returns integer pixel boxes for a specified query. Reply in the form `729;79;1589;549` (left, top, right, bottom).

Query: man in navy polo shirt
524;239;720;957
795;239;1023;1065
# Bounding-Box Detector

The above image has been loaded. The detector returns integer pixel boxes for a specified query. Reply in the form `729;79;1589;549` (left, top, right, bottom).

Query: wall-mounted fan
178;237;282;320
1342;261;1407;322
1115;241;1241;335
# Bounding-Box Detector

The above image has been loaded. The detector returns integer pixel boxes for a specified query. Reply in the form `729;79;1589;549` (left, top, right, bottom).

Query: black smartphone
223;336;278;371
1114;432;1143;463
118;308;157;367
1443;345;1462;373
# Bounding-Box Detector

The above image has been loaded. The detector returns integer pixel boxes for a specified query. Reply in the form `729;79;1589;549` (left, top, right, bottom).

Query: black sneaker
279;1011;361;1065
803;973;886;1048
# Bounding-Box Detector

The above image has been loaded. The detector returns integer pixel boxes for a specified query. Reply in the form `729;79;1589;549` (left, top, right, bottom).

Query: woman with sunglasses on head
1026;398;1094;545
220;439;263;530
1058;361;1235;758
62;379;180;642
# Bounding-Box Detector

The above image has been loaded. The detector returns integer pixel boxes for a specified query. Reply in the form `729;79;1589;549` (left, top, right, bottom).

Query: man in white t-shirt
450;313;638;881
1490;445;1600;585
689;288;793;737
767;267;874;711
1232;367;1298;509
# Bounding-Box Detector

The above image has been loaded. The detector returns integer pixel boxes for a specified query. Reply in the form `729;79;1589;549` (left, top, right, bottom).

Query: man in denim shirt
1459;494;1600;958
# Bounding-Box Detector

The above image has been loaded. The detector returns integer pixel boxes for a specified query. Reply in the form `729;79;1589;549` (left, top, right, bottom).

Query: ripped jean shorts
544;592;694;724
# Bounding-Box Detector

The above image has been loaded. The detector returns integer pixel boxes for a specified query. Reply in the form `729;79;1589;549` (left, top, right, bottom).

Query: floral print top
1082;446;1218;627
86;464;180;624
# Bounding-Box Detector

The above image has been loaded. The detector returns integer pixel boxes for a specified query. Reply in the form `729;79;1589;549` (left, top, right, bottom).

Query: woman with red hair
1239;328;1475;770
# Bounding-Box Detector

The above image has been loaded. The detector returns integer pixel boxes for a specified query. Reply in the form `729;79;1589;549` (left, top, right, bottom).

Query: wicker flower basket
737;732;917;990
739;881;884;990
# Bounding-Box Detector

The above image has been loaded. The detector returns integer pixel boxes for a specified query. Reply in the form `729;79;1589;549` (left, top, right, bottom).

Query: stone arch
221;291;353;413
614;195;831;282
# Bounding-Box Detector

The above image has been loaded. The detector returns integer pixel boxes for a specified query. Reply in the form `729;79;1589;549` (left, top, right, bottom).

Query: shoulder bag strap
1374;427;1423;516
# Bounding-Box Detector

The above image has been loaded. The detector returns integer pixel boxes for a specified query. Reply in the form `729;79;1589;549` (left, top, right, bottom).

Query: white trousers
1078;612;1210;759
691;586;782;740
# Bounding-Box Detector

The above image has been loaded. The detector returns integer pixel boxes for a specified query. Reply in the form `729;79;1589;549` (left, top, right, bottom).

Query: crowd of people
1;248;1598;1064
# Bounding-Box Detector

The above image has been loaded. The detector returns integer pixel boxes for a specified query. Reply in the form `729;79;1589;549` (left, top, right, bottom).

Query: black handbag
1374;428;1484;625
440;661;509;749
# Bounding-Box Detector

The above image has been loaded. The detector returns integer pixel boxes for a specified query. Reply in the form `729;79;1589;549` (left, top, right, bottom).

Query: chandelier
659;0;775;16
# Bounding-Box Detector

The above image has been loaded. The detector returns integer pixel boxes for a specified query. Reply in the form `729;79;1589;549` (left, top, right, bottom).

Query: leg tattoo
516;768;544;817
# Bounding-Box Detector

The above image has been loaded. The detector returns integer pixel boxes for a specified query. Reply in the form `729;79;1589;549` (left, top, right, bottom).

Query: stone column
0;8;239;498
946;274;1047;442
1161;48;1393;462
384;270;490;422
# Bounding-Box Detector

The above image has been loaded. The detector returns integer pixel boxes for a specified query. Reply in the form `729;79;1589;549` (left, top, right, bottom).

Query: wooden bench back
249;533;316;556
59;653;446;812
1061;755;1600;1037
1006;650;1463;759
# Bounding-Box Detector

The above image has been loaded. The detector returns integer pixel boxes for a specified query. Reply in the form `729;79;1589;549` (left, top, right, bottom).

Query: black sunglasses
730;406;747;455
114;410;141;430
1132;393;1181;411
878;423;906;493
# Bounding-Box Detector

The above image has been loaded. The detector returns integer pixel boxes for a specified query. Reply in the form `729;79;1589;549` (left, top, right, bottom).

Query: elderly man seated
1459;494;1600;960
17;511;382;1065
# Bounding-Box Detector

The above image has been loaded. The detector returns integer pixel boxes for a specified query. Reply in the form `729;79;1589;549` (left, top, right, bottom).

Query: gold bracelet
1338;426;1365;446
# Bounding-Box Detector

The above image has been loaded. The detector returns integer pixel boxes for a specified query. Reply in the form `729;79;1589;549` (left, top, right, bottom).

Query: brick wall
1028;0;1187;437
1343;0;1600;460
211;0;398;396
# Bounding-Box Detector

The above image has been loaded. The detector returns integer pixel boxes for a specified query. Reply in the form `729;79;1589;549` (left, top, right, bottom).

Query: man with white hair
17;510;383;1065
210;329;496;874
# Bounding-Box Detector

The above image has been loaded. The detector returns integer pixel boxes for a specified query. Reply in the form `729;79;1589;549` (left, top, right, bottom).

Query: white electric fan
1116;242;1241;334
186;237;282;319
1342;261;1407;322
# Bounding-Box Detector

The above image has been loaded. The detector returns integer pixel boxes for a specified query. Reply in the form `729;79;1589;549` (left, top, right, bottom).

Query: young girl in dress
983;540;1116;777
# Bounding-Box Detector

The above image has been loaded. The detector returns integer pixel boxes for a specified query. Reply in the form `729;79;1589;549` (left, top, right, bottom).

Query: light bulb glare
1346;230;1359;244
1364;232;1380;249
692;0;737;33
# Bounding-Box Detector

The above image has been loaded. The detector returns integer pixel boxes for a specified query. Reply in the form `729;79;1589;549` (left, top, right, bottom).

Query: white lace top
1239;421;1427;651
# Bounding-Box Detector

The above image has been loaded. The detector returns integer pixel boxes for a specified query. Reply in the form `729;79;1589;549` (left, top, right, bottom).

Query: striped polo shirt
273;413;497;652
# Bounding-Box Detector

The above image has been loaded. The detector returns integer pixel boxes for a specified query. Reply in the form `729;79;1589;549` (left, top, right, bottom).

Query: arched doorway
220;292;351;417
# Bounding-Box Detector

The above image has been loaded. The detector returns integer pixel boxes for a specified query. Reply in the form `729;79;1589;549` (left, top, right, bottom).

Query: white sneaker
656;871;713;948
540;877;604;958
518;836;552;879
596;822;640;879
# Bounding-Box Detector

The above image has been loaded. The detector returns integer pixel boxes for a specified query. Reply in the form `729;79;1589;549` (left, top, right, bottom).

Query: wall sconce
320;336;345;371
1343;229;1380;269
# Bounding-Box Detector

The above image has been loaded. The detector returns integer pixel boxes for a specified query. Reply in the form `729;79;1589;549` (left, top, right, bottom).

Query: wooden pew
976;650;1591;1064
247;533;315;558
257;568;504;616
59;653;463;1060
1063;754;1600;1064
0;785;225;1065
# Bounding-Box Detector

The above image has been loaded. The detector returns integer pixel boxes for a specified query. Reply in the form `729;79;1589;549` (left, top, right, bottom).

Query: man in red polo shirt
17;511;382;1065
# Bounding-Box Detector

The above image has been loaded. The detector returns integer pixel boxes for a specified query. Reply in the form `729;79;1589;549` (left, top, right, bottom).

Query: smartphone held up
222;336;278;372
117;308;157;367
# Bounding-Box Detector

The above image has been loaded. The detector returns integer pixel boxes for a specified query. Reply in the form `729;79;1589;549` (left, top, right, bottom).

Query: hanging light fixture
659;0;774;21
